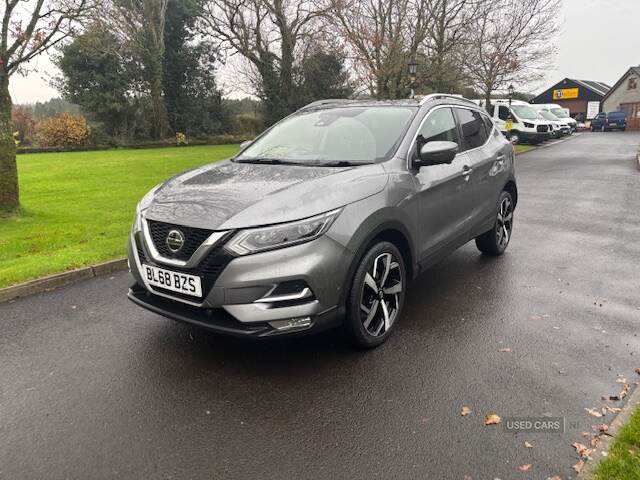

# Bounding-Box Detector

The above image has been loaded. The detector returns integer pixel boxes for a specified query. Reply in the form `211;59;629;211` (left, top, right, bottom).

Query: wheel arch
503;179;518;207
339;220;417;307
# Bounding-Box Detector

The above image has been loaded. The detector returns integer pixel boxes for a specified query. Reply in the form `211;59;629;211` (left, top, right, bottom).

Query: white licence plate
143;264;202;297
610;123;617;126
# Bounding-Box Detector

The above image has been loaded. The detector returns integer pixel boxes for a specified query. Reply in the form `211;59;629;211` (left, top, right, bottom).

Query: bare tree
106;0;169;139
329;0;433;98
0;0;93;213
200;0;326;125
420;0;482;93
465;0;561;107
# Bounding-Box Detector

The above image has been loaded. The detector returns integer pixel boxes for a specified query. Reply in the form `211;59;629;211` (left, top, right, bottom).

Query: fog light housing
268;317;312;331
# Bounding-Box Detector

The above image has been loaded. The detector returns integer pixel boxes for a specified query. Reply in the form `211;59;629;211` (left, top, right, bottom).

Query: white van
473;99;552;144
530;103;577;132
534;108;571;137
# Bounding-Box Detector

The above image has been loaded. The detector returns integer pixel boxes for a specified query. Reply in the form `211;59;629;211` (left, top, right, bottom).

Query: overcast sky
9;0;640;104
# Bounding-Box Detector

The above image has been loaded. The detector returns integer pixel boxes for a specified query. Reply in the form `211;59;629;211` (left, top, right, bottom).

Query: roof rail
418;93;476;106
299;99;354;110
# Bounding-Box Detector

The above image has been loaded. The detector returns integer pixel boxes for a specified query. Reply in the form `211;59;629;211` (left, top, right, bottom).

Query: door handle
462;165;473;175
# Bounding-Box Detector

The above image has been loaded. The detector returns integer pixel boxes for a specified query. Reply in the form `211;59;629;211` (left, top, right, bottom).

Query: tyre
344;241;406;348
475;190;514;256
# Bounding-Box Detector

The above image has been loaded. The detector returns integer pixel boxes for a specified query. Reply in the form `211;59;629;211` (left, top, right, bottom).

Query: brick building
530;78;611;119
602;66;640;130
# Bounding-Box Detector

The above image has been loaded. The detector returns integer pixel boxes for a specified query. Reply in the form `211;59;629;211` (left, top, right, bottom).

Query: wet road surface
1;132;639;479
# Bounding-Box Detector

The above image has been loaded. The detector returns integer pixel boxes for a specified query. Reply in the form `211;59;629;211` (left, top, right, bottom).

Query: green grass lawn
0;145;238;288
595;406;640;480
514;144;536;155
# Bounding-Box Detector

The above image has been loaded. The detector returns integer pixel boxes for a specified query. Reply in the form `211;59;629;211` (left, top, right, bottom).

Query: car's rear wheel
475;190;514;256
344;241;406;348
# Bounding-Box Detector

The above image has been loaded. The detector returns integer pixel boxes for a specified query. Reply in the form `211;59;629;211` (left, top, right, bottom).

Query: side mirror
239;140;253;150
416;141;458;167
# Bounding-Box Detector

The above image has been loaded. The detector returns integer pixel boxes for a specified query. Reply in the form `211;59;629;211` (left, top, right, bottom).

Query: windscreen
237;106;416;165
539;111;560;121
511;105;540;120
551;108;570;118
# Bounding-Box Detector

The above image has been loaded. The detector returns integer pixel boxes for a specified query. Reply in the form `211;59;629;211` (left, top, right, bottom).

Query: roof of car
298;95;479;112
298;98;421;111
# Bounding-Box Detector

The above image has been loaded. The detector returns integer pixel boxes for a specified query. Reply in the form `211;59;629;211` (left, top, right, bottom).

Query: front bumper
128;285;344;337
127;227;353;337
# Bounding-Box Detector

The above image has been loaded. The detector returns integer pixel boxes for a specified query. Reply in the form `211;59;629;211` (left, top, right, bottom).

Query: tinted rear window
608;112;626;119
454;108;489;150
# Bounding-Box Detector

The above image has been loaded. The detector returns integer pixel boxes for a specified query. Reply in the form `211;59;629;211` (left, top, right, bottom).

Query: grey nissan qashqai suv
127;94;517;347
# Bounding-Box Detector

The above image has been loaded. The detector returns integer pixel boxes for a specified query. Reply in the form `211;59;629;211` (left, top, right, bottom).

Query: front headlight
225;209;342;255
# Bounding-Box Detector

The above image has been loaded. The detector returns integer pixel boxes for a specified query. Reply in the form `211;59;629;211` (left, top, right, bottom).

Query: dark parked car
591;111;627;132
127;95;517;347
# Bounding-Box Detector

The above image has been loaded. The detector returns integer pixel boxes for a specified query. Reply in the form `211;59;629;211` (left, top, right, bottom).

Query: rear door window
481;114;494;134
454;108;489;150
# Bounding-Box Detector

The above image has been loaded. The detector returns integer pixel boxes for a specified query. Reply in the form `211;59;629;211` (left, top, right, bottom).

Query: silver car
127;95;517;348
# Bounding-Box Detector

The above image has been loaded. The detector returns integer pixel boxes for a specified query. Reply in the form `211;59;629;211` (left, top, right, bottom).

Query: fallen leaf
593;423;609;433
524;441;534;448
609;395;620;401
635;368;640;375
546;477;562;480
616;377;627;383
518;464;532;472
461;406;471;416
585;408;603;417
463;476;472;480
591;437;599;447
484;413;502;425
529;315;543;321
573;442;590;457
605;406;622;413
498;348;512;353
573;459;585;473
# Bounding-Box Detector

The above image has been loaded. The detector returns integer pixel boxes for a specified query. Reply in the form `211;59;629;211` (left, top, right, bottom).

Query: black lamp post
508;84;515;107
408;56;418;99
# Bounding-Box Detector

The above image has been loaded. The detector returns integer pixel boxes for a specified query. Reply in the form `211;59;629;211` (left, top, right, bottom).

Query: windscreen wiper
316;161;373;167
234;158;305;165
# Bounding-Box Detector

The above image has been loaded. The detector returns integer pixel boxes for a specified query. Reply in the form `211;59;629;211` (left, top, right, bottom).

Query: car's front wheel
344;241;406;348
475;190;514;256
